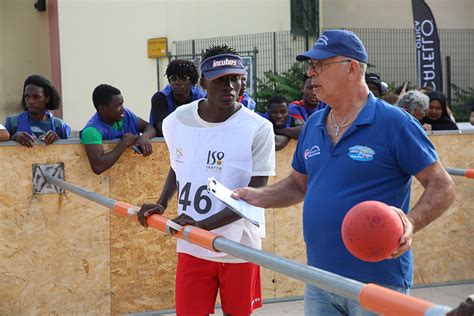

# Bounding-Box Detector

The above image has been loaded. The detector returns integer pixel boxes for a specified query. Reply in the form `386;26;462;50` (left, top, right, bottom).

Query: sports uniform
162;100;275;314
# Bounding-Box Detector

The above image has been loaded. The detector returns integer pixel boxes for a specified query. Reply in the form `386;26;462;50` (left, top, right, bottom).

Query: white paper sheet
207;177;265;238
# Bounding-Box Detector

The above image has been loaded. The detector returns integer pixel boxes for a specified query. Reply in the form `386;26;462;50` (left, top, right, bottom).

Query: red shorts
175;253;262;316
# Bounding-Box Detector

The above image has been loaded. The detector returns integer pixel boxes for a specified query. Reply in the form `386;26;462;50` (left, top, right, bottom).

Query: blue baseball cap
200;53;247;81
296;29;368;63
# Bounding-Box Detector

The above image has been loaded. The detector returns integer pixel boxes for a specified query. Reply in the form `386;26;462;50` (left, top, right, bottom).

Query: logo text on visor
212;59;238;68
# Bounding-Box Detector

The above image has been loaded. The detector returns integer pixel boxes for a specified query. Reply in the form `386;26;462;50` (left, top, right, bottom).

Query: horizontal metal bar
43;169;364;301
42;172;452;316
445;167;466;177
213;237;363;302
42;172;116;208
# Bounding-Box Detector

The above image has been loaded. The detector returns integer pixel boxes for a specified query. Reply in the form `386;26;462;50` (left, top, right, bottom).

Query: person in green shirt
80;84;156;174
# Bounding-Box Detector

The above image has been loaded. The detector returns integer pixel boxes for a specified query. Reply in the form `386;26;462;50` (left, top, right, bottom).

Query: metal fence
174;28;474;120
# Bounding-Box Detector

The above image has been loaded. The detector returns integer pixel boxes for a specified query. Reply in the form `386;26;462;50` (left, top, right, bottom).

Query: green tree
255;62;307;113
451;84;474;122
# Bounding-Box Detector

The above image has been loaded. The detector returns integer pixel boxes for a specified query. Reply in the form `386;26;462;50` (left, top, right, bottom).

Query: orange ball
341;201;403;262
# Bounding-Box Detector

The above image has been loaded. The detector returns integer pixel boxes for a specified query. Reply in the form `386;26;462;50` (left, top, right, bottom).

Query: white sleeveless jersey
162;100;272;260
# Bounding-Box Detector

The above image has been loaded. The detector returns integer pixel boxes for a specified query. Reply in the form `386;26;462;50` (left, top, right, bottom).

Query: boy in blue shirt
80;84;155;174
261;95;303;150
5;74;70;147
149;60;206;136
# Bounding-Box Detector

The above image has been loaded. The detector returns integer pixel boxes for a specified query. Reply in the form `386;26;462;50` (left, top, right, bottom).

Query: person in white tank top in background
138;45;275;316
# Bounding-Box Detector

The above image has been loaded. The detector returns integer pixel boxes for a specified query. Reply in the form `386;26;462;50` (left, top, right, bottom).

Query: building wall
0;0;51;123
57;0;291;131
1;0;473;130
320;0;474;29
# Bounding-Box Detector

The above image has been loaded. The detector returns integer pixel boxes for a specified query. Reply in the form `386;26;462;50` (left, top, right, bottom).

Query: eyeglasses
307;59;353;74
168;76;190;84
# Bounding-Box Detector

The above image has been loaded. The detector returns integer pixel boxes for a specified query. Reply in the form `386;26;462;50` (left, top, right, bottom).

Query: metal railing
40;169;453;316
174;29;474;120
446;167;474;179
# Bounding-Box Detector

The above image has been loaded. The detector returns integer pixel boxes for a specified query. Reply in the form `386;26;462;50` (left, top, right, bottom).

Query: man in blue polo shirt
234;29;455;315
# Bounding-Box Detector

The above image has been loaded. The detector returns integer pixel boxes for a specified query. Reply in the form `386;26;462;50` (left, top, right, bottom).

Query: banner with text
411;0;443;91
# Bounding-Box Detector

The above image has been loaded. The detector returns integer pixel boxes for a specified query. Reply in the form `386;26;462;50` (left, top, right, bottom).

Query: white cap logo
316;35;329;46
212;58;238;68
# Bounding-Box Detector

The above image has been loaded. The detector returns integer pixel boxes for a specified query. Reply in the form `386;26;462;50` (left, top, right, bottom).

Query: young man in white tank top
138;45;275;316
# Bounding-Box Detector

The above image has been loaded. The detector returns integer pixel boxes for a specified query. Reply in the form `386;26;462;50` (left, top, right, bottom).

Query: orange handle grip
465;169;474;179
360;283;433;316
174;226;219;251
113;201;219;252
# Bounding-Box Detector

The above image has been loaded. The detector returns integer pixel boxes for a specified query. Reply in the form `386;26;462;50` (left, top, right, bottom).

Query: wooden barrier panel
411;134;474;284
0;144;111;315
0;133;472;315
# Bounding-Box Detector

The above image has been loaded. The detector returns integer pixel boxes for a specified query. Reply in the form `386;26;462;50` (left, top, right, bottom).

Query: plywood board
108;142;179;314
1;132;472;314
411;134;474;284
0;144;111;315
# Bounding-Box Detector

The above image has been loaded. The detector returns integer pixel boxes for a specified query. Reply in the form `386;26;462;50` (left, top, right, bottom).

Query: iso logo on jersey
175;147;184;163
206;150;224;172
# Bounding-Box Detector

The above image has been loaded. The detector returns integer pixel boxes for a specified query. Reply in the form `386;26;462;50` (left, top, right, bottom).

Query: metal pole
445;167;474;178
446;167;465;177
446;56;451;106
41;170;364;301
253;47;258;100
41;172;452;316
42;172;116;208
305;30;309;51
273;32;277;74
213;237;363;302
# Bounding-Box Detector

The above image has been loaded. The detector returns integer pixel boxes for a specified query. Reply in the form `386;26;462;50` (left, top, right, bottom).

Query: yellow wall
0;0;51;123
57;0;291;131
0;133;472;315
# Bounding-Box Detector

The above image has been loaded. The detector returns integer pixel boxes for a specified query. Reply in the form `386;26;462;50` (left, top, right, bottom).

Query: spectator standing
365;73;384;98
238;75;256;111
262;95;303;150
5;74;70;147
397;90;432;131
421;91;458;131
149;60;206;136
288;75;327;122
468;98;474;126
80;84;155;174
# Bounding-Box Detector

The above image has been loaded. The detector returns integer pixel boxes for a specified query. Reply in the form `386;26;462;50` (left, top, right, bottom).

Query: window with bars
290;0;319;36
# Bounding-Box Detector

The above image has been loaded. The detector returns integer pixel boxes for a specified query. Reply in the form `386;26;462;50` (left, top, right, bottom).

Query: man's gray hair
359;62;367;77
397;90;429;113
